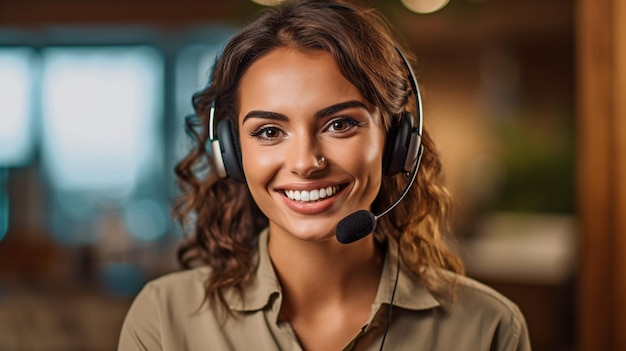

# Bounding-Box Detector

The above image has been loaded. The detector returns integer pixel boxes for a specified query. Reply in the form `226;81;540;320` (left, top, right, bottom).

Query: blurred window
0;47;35;242
0;47;35;167
40;46;163;196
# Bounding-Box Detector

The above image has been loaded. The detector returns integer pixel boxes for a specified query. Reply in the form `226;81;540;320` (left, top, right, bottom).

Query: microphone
335;147;423;244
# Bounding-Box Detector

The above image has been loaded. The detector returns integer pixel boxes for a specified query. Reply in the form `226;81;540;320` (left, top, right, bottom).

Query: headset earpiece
213;119;246;182
382;112;422;176
378;45;424;177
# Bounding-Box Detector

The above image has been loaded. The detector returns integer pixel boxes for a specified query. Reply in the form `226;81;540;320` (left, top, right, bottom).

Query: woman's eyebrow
242;110;288;124
315;100;369;118
242;100;369;124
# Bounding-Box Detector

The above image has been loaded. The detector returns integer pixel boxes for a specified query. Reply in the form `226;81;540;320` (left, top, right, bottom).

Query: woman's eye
250;126;283;140
327;118;359;133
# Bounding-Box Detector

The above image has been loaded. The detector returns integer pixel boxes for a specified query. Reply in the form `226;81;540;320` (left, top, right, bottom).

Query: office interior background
0;0;624;350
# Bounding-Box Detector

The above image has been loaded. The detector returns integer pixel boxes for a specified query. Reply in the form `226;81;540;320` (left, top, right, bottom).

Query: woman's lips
278;184;347;214
283;185;339;202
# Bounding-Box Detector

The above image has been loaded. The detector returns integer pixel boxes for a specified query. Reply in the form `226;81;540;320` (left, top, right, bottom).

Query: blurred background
0;0;624;350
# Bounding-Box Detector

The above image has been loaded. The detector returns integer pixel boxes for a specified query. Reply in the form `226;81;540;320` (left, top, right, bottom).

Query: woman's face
238;48;386;243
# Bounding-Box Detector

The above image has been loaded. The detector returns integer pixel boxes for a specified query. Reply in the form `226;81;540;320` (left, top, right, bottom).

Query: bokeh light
401;0;451;14
250;0;284;6
122;198;169;242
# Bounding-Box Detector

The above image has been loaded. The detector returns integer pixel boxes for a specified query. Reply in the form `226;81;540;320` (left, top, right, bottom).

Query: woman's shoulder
440;273;530;346
407;267;524;321
139;266;211;304
450;274;524;318
118;267;215;350
122;266;213;323
146;266;211;288
421;272;531;350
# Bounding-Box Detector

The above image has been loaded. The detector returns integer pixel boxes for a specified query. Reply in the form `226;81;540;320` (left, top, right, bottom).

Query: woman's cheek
241;146;281;185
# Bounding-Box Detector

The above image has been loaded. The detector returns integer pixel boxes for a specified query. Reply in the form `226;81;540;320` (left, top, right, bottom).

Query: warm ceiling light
401;0;451;14
250;0;284;6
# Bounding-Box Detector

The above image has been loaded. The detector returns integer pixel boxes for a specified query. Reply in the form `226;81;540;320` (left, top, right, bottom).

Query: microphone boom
335;146;423;244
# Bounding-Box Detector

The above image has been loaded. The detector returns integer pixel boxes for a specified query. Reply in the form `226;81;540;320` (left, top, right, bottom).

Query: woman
119;1;530;350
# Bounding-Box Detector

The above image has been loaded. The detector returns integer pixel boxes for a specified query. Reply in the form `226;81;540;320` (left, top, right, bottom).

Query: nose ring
317;156;326;167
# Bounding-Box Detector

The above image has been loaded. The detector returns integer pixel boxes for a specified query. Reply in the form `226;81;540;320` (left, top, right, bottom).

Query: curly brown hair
173;0;464;313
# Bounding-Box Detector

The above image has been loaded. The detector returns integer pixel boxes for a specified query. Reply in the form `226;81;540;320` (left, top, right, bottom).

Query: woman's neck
267;228;384;310
266;227;385;350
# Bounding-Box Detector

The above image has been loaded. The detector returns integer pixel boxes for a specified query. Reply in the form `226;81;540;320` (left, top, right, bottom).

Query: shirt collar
225;228;282;312
225;228;440;312
375;237;440;310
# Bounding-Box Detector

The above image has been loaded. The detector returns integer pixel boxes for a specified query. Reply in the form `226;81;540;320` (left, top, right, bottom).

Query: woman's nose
286;136;326;177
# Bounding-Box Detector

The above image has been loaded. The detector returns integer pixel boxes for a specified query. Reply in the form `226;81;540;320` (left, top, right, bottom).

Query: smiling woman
239;48;386;243
118;1;531;350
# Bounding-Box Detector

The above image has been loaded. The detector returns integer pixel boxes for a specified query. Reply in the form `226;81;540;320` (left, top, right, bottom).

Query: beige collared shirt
119;229;530;350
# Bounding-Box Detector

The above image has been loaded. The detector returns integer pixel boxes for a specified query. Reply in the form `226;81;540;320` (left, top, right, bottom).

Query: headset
207;46;423;184
206;2;422;181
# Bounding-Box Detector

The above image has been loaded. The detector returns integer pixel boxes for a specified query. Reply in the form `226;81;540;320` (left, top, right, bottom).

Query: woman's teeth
284;186;338;202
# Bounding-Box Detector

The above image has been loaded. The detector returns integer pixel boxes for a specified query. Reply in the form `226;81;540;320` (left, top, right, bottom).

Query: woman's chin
269;220;339;244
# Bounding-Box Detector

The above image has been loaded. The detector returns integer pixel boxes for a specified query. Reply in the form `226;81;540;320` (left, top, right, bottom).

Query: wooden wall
0;0;254;26
576;0;626;349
